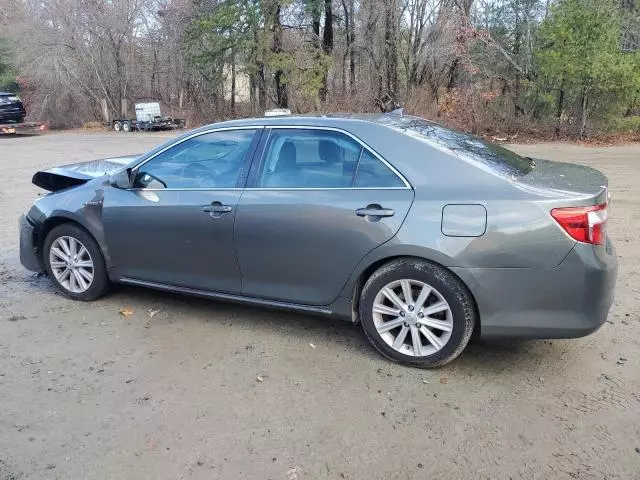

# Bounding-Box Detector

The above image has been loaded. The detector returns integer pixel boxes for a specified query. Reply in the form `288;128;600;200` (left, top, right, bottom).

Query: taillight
551;203;608;245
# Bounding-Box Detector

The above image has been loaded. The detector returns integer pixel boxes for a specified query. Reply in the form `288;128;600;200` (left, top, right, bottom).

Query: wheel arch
37;215;109;272
348;252;481;338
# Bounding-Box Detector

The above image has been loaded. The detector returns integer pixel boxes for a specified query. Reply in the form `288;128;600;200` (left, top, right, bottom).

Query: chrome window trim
131;187;407;192
249;125;412;190
128;188;245;192
244;187;410;191
128;126;263;191
128;123;413;191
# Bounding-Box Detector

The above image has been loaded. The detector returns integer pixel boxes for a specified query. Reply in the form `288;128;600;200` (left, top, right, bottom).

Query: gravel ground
0;132;639;480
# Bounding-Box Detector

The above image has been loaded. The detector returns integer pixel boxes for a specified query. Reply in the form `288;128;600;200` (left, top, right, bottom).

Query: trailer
111;102;186;133
0;121;47;136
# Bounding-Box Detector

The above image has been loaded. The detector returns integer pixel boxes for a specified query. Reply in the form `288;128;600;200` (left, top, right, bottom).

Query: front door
103;128;260;293
234;128;414;306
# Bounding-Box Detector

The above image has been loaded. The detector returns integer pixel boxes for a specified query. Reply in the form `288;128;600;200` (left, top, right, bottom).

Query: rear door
103;127;261;293
234;127;414;306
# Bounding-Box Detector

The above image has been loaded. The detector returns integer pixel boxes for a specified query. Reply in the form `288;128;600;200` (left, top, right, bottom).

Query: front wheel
43;224;110;301
359;258;476;368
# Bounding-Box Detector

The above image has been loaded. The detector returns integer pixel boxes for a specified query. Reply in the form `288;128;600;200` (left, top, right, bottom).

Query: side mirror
110;168;132;189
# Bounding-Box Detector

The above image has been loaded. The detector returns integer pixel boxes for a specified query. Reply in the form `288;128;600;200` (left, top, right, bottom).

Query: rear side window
258;129;362;188
257;128;406;188
354;150;405;188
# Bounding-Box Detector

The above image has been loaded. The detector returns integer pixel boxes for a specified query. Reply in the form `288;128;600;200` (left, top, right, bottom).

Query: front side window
257;129;362;188
133;129;256;189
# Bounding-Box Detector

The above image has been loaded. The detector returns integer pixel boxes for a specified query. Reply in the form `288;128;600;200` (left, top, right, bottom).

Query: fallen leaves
439;376;448;384
119;307;134;317
148;309;161;318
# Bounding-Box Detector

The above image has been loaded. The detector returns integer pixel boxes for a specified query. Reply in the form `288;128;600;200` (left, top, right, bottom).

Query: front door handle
202;201;232;217
355;205;395;218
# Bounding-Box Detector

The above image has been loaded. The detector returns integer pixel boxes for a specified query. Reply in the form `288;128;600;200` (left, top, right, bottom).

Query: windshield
378;116;533;177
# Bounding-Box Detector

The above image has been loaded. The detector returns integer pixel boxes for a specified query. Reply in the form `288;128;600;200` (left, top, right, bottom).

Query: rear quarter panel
339;122;576;269
334;125;578;306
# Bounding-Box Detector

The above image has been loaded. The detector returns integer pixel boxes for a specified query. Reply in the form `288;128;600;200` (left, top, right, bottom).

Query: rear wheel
43;224;110;301
113;121;122;132
359;258;476;368
122;121;131;132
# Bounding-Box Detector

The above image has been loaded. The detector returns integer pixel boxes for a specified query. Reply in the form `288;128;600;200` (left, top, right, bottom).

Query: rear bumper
19;215;43;273
453;238;618;339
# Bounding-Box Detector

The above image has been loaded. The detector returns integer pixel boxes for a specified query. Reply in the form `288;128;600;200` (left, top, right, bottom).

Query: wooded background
1;0;639;137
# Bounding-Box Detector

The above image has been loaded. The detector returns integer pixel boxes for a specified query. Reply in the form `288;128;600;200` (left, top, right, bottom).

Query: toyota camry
19;113;618;367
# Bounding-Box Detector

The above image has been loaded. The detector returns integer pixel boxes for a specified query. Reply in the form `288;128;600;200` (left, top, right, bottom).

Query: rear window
380;116;533;177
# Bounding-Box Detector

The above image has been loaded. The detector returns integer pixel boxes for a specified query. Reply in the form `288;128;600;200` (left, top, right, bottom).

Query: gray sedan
19;114;618;367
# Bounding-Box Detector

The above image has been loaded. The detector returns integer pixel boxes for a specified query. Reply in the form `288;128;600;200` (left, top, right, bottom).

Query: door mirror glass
110;169;132;189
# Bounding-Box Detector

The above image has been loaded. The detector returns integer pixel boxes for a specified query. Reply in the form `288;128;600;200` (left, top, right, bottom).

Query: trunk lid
32;156;137;192
514;159;608;203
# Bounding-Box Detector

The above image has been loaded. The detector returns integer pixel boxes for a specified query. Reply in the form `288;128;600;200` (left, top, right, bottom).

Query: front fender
28;179;114;274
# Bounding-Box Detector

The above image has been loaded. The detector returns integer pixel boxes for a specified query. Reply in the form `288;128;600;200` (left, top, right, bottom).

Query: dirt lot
0;132;638;480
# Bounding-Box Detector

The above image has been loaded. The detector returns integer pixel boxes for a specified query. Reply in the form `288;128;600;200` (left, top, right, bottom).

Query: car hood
32;156;138;192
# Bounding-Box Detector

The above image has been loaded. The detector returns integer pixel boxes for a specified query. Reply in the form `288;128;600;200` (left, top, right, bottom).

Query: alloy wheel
372;279;453;357
49;236;95;293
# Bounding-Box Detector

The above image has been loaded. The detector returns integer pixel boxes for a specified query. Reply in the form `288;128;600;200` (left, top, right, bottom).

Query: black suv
0;92;26;123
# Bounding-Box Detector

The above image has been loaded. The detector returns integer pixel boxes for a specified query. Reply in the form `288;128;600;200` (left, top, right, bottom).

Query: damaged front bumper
19;215;43;273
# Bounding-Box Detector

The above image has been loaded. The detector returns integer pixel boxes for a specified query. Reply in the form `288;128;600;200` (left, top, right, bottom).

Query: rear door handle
355;205;395;218
202;205;232;213
202;201;232;217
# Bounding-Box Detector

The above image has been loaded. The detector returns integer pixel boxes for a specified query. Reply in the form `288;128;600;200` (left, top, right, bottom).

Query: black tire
113;121;122;132
122;121;131;132
43;224;110;301
359;258;476;368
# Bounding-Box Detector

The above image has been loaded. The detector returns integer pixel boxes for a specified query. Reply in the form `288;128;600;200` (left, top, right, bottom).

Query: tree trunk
383;0;398;108
446;59;459;92
348;0;355;92
580;89;589;139
121;98;128;118
311;0;321;46
249;72;256;112
100;98;110;123
272;4;288;108
555;80;565;138
251;22;266;111
230;50;236;116
258;63;267;110
341;0;348;95
319;0;334;102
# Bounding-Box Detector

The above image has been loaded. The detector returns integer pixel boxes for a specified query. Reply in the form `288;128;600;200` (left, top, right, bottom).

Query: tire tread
359;258;476;368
